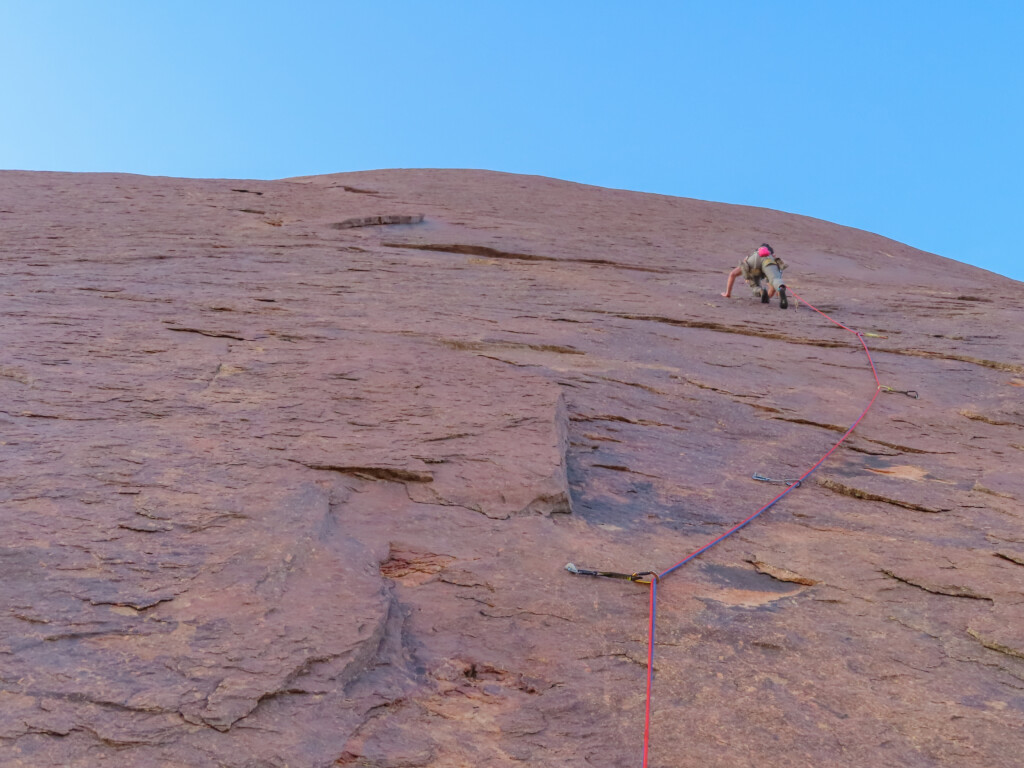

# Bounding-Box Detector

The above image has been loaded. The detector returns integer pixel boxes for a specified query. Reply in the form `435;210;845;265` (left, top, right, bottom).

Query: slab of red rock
1;169;1022;766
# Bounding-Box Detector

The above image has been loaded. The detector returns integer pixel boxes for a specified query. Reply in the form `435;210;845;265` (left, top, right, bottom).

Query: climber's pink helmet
757;246;772;257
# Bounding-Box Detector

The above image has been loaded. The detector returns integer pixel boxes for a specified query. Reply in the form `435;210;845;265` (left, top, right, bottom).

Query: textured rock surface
1;168;1022;767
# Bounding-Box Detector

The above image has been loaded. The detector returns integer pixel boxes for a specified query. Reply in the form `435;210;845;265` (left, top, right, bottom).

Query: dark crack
960;410;1023;428
818;478;948;513
591;464;659;478
967;628;1024;660
332;214;424;229
439;338;585;356
775;419;946;454
597;311;852;348
290;461;433;484
383;242;669;273
880;569;993;601
995;552;1024;567
569;413;669;427
595;311;1024;374
165;327;246;341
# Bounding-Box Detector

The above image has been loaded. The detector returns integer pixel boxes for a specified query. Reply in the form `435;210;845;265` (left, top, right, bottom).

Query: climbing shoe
779;286;788;309
760;288;770;304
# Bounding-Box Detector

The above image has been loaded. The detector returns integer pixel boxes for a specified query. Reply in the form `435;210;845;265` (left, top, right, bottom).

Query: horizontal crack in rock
885;349;1024;374
967;628;1024;659
87;594;175;610
0;410;110;421
165;327;247;341
387;241;555;262
591;463;659;478
383;242;668;272
960;409;1024;428
773;417;847;433
596;312;1024;373
880;569;992;601
599;312;851;348
423;431;475;442
817;478;947;512
973;482;1016;499
336;185;379;194
995;552;1024;567
774;418;943;454
595;376;667;395
291;461;433;483
439;338;584;355
569;413;668;427
678;376;762;398
332;214;424;229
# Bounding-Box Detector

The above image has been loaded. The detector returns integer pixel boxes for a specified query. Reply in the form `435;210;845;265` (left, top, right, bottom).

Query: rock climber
721;243;788;308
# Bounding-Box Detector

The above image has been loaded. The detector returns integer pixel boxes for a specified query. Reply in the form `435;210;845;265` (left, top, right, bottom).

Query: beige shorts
740;254;786;295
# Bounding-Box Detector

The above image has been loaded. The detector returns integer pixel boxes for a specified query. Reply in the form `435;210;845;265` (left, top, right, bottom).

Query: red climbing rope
642;576;658;768
564;289;896;764
636;290;884;767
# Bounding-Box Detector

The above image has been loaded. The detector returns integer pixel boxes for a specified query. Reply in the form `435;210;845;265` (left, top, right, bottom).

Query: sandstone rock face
1;169;1022;767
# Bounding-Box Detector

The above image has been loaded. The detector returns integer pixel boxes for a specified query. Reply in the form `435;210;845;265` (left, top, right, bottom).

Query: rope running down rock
566;287;908;767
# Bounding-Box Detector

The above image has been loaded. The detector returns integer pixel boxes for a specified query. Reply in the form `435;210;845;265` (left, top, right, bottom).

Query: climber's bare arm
721;266;742;298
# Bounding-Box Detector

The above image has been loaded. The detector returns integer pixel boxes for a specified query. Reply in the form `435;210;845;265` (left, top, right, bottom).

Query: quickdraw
565;563;659;584
752;472;802;487
880;385;919;399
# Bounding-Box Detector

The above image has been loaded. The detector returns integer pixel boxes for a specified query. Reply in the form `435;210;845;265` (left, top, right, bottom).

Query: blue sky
2;2;1021;281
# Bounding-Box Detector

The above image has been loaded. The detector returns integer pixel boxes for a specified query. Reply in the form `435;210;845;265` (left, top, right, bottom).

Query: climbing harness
752;472;801;487
566;287;905;767
880;385;919;399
